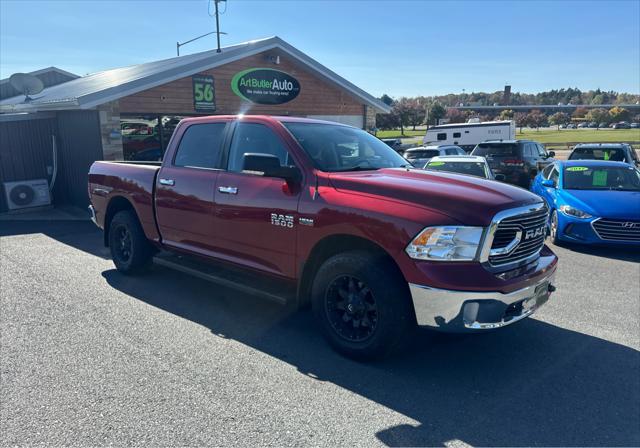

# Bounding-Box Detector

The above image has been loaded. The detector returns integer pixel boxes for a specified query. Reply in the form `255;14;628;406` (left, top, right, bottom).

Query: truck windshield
473;143;519;157
283;122;409;172
563;166;640;191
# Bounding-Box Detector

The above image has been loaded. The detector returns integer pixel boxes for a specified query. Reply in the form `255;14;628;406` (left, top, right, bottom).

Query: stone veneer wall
98;101;123;160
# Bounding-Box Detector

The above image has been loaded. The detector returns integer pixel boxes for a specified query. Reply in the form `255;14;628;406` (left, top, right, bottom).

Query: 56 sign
192;75;216;111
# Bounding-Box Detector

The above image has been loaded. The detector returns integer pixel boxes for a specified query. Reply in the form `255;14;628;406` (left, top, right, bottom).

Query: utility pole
214;0;222;53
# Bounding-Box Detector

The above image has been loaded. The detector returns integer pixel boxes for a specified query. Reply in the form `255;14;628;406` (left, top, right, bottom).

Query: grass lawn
516;128;640;149
375;129;425;139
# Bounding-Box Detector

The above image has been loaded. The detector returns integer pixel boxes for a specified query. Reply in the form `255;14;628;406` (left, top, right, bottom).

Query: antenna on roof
9;73;44;102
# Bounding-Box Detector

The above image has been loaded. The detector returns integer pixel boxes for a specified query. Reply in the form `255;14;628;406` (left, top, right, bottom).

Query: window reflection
120;115;190;161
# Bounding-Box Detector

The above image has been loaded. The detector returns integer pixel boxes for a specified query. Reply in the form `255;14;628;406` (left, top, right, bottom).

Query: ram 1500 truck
89;115;557;359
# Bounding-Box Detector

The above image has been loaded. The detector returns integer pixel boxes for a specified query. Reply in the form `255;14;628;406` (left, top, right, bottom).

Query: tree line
376;89;640;133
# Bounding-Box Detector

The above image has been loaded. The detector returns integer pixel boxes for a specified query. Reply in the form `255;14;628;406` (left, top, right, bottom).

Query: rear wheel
108;210;153;274
311;250;415;360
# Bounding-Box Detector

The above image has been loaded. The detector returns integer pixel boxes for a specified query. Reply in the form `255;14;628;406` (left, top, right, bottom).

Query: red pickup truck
89;115;557;359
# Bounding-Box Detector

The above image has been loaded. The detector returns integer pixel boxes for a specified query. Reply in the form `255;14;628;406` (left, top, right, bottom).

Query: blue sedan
531;160;640;246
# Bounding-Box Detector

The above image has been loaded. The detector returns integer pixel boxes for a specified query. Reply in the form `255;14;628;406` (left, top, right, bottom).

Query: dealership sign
192;75;216;111
231;68;301;105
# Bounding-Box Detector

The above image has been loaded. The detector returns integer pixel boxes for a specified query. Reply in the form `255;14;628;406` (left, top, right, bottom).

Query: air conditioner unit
4;179;51;210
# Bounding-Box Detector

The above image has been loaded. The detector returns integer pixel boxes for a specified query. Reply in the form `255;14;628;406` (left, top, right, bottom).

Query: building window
120;114;192;161
437;133;447;141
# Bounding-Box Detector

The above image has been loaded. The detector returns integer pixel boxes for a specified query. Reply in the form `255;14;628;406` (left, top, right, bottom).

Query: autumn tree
527;110;547;130
515;112;528;132
585;108;610;125
548;112;570;130
427;103;446;126
609;106;631;123
499;109;515;120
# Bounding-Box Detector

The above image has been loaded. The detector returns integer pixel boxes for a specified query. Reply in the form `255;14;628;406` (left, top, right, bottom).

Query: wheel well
297;234;404;307
103;196;135;247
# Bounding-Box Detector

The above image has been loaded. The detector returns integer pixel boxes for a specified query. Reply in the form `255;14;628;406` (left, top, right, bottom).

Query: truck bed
88;161;161;242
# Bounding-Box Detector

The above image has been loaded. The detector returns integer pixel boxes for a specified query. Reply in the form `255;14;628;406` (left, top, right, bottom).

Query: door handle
159;178;175;186
218;186;238;195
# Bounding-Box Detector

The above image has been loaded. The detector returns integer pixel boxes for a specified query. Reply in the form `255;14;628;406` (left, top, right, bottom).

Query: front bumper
409;269;556;331
557;213;640;246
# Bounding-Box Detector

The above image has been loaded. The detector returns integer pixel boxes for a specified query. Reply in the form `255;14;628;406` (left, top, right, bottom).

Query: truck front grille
489;206;548;266
592;218;640;242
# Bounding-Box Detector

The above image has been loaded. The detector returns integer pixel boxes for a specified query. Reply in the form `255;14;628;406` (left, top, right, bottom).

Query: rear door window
173;123;226;169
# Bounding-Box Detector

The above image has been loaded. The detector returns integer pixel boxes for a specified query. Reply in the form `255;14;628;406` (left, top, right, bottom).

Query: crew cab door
154;120;229;254
212;120;302;278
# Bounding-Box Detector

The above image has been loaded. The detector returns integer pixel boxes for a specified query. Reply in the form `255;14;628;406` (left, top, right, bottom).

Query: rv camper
423;120;516;152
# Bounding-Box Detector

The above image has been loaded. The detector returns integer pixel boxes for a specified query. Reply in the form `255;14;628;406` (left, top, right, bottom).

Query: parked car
88;115;558;360
631;123;639;129
598;122;609;129
568;143;639;166
566;123;577;129
531;160;640;246
577;122;589;128
588;122;599;128
381;138;402;152
471;140;555;188
613;122;631;129
403;144;466;168
423;155;504;180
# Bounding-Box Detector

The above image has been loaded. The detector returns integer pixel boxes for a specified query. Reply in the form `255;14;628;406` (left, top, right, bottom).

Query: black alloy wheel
324;275;379;342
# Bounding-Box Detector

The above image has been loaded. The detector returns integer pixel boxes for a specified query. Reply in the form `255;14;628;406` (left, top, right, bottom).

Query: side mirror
494;174;507;182
547;151;555;158
242;153;301;183
541;179;555;188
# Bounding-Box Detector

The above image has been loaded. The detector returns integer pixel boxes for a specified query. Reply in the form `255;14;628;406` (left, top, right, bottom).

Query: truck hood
328;168;542;226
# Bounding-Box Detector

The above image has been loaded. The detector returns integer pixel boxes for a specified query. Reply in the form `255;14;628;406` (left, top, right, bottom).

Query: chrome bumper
409;270;556;331
88;205;98;226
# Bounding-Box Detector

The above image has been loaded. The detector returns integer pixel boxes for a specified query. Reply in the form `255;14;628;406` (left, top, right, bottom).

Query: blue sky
1;0;638;97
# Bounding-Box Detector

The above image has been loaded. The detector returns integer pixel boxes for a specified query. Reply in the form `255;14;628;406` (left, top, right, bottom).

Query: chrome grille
592;219;640;242
489;206;548;266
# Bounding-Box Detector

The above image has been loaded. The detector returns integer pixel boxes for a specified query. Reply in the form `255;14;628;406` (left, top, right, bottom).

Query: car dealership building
0;36;390;212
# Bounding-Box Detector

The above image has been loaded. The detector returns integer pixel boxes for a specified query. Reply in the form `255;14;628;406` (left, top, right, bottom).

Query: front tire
108;210;153;275
311;250;415;360
549;209;562;245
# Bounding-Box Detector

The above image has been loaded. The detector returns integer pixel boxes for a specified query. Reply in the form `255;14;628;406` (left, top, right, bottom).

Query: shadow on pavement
102;265;640;447
0;220;109;259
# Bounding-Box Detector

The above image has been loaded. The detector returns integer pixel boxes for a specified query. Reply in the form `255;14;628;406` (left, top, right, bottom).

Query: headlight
559;205;592;219
405;226;484;261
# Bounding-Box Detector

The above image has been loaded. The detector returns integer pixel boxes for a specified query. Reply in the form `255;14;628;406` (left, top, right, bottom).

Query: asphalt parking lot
1;220;639;446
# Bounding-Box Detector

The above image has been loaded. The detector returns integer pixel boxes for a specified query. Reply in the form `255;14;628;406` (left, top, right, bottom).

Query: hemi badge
299;217;314;227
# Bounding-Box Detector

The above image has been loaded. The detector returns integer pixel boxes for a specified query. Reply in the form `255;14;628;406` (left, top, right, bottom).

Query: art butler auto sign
231;68;301;105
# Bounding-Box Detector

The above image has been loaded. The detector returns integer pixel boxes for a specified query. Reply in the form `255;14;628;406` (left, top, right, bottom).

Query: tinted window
453;132;461;138
563;165;640;190
228;123;291;172
569;147;626;162
524;144;534;157
284;122;408;172
406;149;440;159
542;164;554;179
445;148;458;155
437;133;447;141
537;144;548;157
174;123;226;169
473;143;519;157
